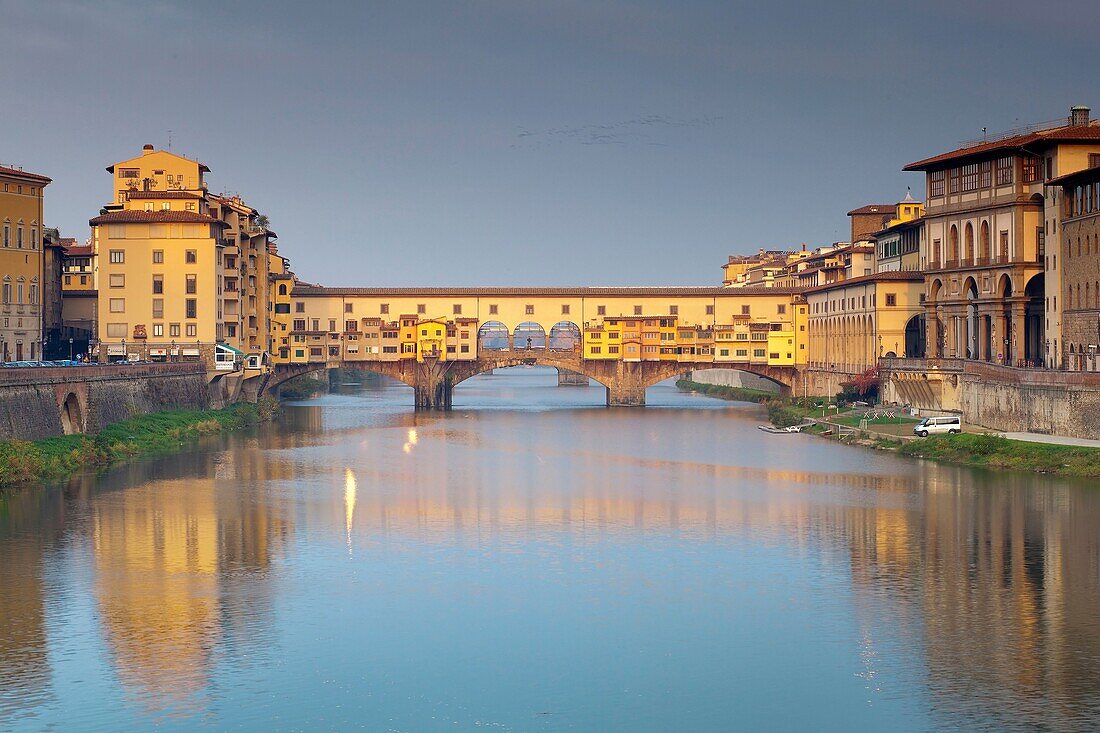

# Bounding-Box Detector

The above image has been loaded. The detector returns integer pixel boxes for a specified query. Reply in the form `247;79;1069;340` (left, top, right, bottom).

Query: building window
380;303;389;314
525;304;534;315
979;160;992;188
186;324;197;337
109;274;125;288
996;157;1014;185
106;323;128;338
886;293;897;306
633;305;642;315
152;275;163;294
153;324;164;337
185;250;197;264
152;299;164;319
930;170;946;197
561;304;570;315
170;324;180;337
296;302;305;313
668;305;678;315
957;163;980;192
741;305;750;315
109;298;125;313
417;304;426;314
185;274;197;294
705;305;714;315
488;304;498;315
293;319;306;330
1022;156;1043;183
185;299;197;318
597;305;606;316
777;304;786;314
453;304;462;315
109;250;125;264
344;303;353;313
153;250;164;263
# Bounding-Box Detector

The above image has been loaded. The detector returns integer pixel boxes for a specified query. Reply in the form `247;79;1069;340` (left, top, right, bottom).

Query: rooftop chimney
1071;105;1090;127
142;144;155;154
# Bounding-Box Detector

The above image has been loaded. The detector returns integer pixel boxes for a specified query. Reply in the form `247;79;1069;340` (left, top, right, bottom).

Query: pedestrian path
997;432;1100;449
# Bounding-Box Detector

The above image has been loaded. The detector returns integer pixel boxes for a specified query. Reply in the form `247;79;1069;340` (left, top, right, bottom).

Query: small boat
758;425;802;434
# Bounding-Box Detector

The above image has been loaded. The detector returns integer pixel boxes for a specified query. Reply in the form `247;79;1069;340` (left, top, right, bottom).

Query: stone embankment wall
0;363;210;441
689;368;782;393
881;359;1100;440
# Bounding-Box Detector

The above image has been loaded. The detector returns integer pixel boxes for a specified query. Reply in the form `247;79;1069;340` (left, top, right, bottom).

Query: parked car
913;415;962;437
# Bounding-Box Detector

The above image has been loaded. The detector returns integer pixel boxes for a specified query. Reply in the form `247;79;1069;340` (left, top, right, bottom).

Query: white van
913;415;962;437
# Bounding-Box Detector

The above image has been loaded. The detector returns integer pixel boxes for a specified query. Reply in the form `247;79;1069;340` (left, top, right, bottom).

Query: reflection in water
344;468;356;553
0;368;1097;731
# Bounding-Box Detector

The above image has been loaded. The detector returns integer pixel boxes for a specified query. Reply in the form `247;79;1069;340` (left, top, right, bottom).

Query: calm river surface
2;368;1099;732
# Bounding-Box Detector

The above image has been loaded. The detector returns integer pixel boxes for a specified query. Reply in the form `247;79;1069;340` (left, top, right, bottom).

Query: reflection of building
0;509;52;717
839;466;1100;731
91;448;296;714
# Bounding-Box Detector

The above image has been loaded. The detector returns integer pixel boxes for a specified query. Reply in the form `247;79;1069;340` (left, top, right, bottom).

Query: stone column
992;309;1007;364
1010;301;1026;366
925;305;940;359
976;309;988;361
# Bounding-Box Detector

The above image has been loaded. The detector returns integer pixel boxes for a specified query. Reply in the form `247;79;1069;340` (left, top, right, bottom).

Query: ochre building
0;164;51;362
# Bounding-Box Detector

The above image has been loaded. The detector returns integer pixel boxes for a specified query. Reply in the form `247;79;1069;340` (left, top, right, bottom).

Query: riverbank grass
898;433;1100;479
0;402;274;488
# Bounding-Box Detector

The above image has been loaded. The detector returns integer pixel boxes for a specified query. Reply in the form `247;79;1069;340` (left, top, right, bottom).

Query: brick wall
1062;210;1100;368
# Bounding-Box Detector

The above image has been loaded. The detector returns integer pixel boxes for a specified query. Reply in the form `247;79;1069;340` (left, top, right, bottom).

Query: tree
838;367;879;403
256;213;271;230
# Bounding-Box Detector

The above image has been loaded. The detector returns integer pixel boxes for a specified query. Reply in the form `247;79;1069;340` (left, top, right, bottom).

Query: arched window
980;221;990;261
949;225;959;263
278;283;287;295
964;222;974;263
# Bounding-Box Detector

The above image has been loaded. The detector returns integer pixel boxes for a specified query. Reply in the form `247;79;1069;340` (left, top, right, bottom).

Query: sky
2;0;1099;286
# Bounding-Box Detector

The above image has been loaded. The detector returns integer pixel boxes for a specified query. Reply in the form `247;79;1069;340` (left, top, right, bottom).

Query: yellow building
279;287;808;370
805;271;926;374
0;164;50;361
269;250;293;362
92;145;284;366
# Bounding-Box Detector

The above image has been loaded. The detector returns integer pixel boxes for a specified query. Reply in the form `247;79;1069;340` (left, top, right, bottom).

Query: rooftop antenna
168;130;173;150
981;127;987;142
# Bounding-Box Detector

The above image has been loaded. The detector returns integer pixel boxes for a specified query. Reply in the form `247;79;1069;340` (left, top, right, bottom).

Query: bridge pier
606;383;645;406
413;360;454;411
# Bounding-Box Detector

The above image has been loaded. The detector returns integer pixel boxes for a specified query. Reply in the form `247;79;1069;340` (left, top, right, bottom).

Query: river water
1;367;1098;732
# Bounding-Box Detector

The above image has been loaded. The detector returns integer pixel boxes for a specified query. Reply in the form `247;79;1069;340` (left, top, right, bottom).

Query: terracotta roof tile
1047;164;1100;186
293;285;807;297
88;210;225;226
847;204;894;216
804;270;925;294
904;124;1100;171
0;164;51;183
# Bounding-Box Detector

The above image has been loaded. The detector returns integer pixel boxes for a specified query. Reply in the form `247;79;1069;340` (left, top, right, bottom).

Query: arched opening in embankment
60;392;84;435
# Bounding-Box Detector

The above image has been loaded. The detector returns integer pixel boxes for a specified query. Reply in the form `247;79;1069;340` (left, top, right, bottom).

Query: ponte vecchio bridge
254;286;808;409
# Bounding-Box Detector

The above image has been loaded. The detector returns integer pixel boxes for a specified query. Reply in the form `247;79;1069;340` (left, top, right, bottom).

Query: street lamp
68;337;73;361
